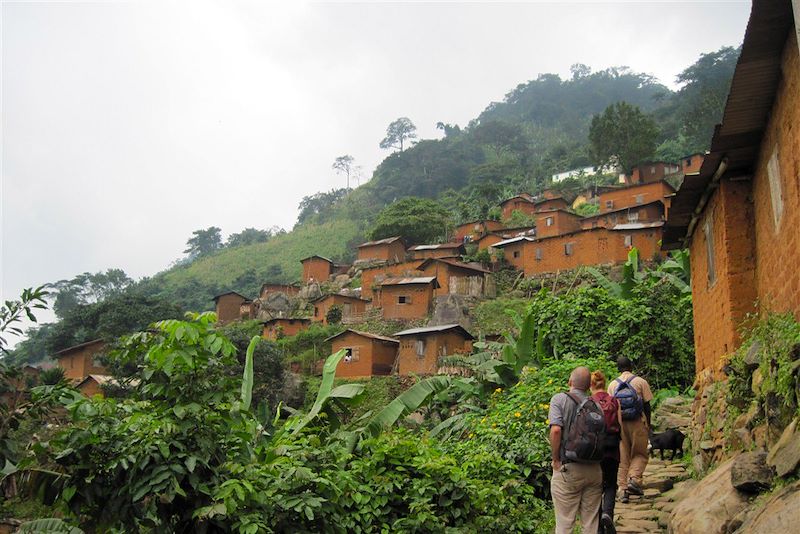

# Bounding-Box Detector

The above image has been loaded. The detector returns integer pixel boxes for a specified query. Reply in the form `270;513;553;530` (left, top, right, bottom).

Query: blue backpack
613;376;643;421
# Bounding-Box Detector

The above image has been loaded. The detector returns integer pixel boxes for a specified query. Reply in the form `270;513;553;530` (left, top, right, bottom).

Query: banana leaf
362;375;452;441
291;349;347;434
240;336;260;411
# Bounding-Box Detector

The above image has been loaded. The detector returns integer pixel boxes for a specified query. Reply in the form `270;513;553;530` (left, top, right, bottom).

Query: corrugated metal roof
325;329;399;344
490;236;536;248
610;221;665;231
53;339;105;358
499;193;535;205
300;255;334;264
212;290;251;302
379;276;439;286
409;242;465;251
663;0;793;249
357;236;403;247
310;293;369;304
417;258;491;274
393;324;474;339
262;317;311;325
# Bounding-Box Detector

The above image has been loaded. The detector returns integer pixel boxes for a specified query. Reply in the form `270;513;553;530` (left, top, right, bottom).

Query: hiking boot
601;513;616;534
619;491;629;504
627;478;644;496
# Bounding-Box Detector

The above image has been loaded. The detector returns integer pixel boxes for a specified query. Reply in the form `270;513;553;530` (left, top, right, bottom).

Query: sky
2;0;751;313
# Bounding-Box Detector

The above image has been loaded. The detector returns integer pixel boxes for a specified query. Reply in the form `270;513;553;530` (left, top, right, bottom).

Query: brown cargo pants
551;462;602;534
617;417;649;488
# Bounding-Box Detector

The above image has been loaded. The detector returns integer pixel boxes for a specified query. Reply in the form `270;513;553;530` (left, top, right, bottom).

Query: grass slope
148;219;364;311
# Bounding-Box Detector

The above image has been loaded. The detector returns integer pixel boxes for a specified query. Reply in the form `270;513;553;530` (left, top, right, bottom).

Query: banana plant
587;246;644;299
290;349;365;435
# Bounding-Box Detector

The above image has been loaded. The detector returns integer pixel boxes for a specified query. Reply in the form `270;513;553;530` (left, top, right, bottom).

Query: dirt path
613;396;696;533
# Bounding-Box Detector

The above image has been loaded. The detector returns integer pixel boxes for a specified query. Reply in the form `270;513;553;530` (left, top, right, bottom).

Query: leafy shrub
728;313;800;418
43;314;554;532
325;305;343;325
527;283;694;389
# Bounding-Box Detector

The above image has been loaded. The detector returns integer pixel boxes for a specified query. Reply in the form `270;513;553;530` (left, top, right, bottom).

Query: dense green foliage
527;281;694;389
369;197;452;245
34;314;552;532
185;226;224;258
727;313;800;419
8;292;183;365
589;101;659;172
51;269;133;320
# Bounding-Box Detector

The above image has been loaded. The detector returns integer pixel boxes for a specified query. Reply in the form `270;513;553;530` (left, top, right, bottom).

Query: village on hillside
1;1;799;532
48;156;709;391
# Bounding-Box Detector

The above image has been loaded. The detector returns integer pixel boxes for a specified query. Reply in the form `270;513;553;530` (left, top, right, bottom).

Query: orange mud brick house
326;330;399;377
533;209;582;238
259;283;300;299
407;242;466;261
213;291;253;325
597;180;676;215
53;339;108;382
500;194;536;220
624;161;681;185
493;225;663;276
376;277;439;320
453;220;504;243
581;201;666;230
475;232;506;251
681;153;705;175
394;324;474;375
312;294;370;324
416;258;495;297
301;255;335;283
532;195;569;212
76;374;115;397
663;0;799;379
359;260;423;300
356;236;407;263
262;318;311;340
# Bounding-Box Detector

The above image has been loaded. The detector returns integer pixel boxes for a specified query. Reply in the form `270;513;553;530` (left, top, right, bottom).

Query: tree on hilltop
184;227;222;259
589;101;658;173
332;155;356;189
380;117;417;152
226;228;272;248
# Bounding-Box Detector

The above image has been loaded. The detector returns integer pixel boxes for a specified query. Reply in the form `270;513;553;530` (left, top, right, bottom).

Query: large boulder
429;295;471;328
733;480;800;533
730;451;773;493
261;292;291;315
668;457;750;534
766;418;800;477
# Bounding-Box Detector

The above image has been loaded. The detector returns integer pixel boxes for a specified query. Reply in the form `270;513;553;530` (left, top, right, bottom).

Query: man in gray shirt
548;366;602;534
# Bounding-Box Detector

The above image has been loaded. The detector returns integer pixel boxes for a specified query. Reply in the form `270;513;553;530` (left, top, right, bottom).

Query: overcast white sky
2;0;751;308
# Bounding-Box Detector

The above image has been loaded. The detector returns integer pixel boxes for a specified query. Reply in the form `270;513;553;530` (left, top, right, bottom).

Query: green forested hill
141;219;364;312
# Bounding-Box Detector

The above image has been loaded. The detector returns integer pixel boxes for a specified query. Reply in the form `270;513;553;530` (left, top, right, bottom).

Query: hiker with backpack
607;357;653;504
548;366;606;534
590;370;622;534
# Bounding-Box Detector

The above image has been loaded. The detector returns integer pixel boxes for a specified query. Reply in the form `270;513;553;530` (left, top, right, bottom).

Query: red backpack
592;391;620;435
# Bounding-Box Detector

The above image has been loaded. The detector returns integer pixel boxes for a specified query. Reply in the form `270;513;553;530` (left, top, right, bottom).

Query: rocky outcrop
429;295;472;328
733;480;800;533
766;418;800;477
668;457;750;534
730;451;773;493
653;396;691;433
